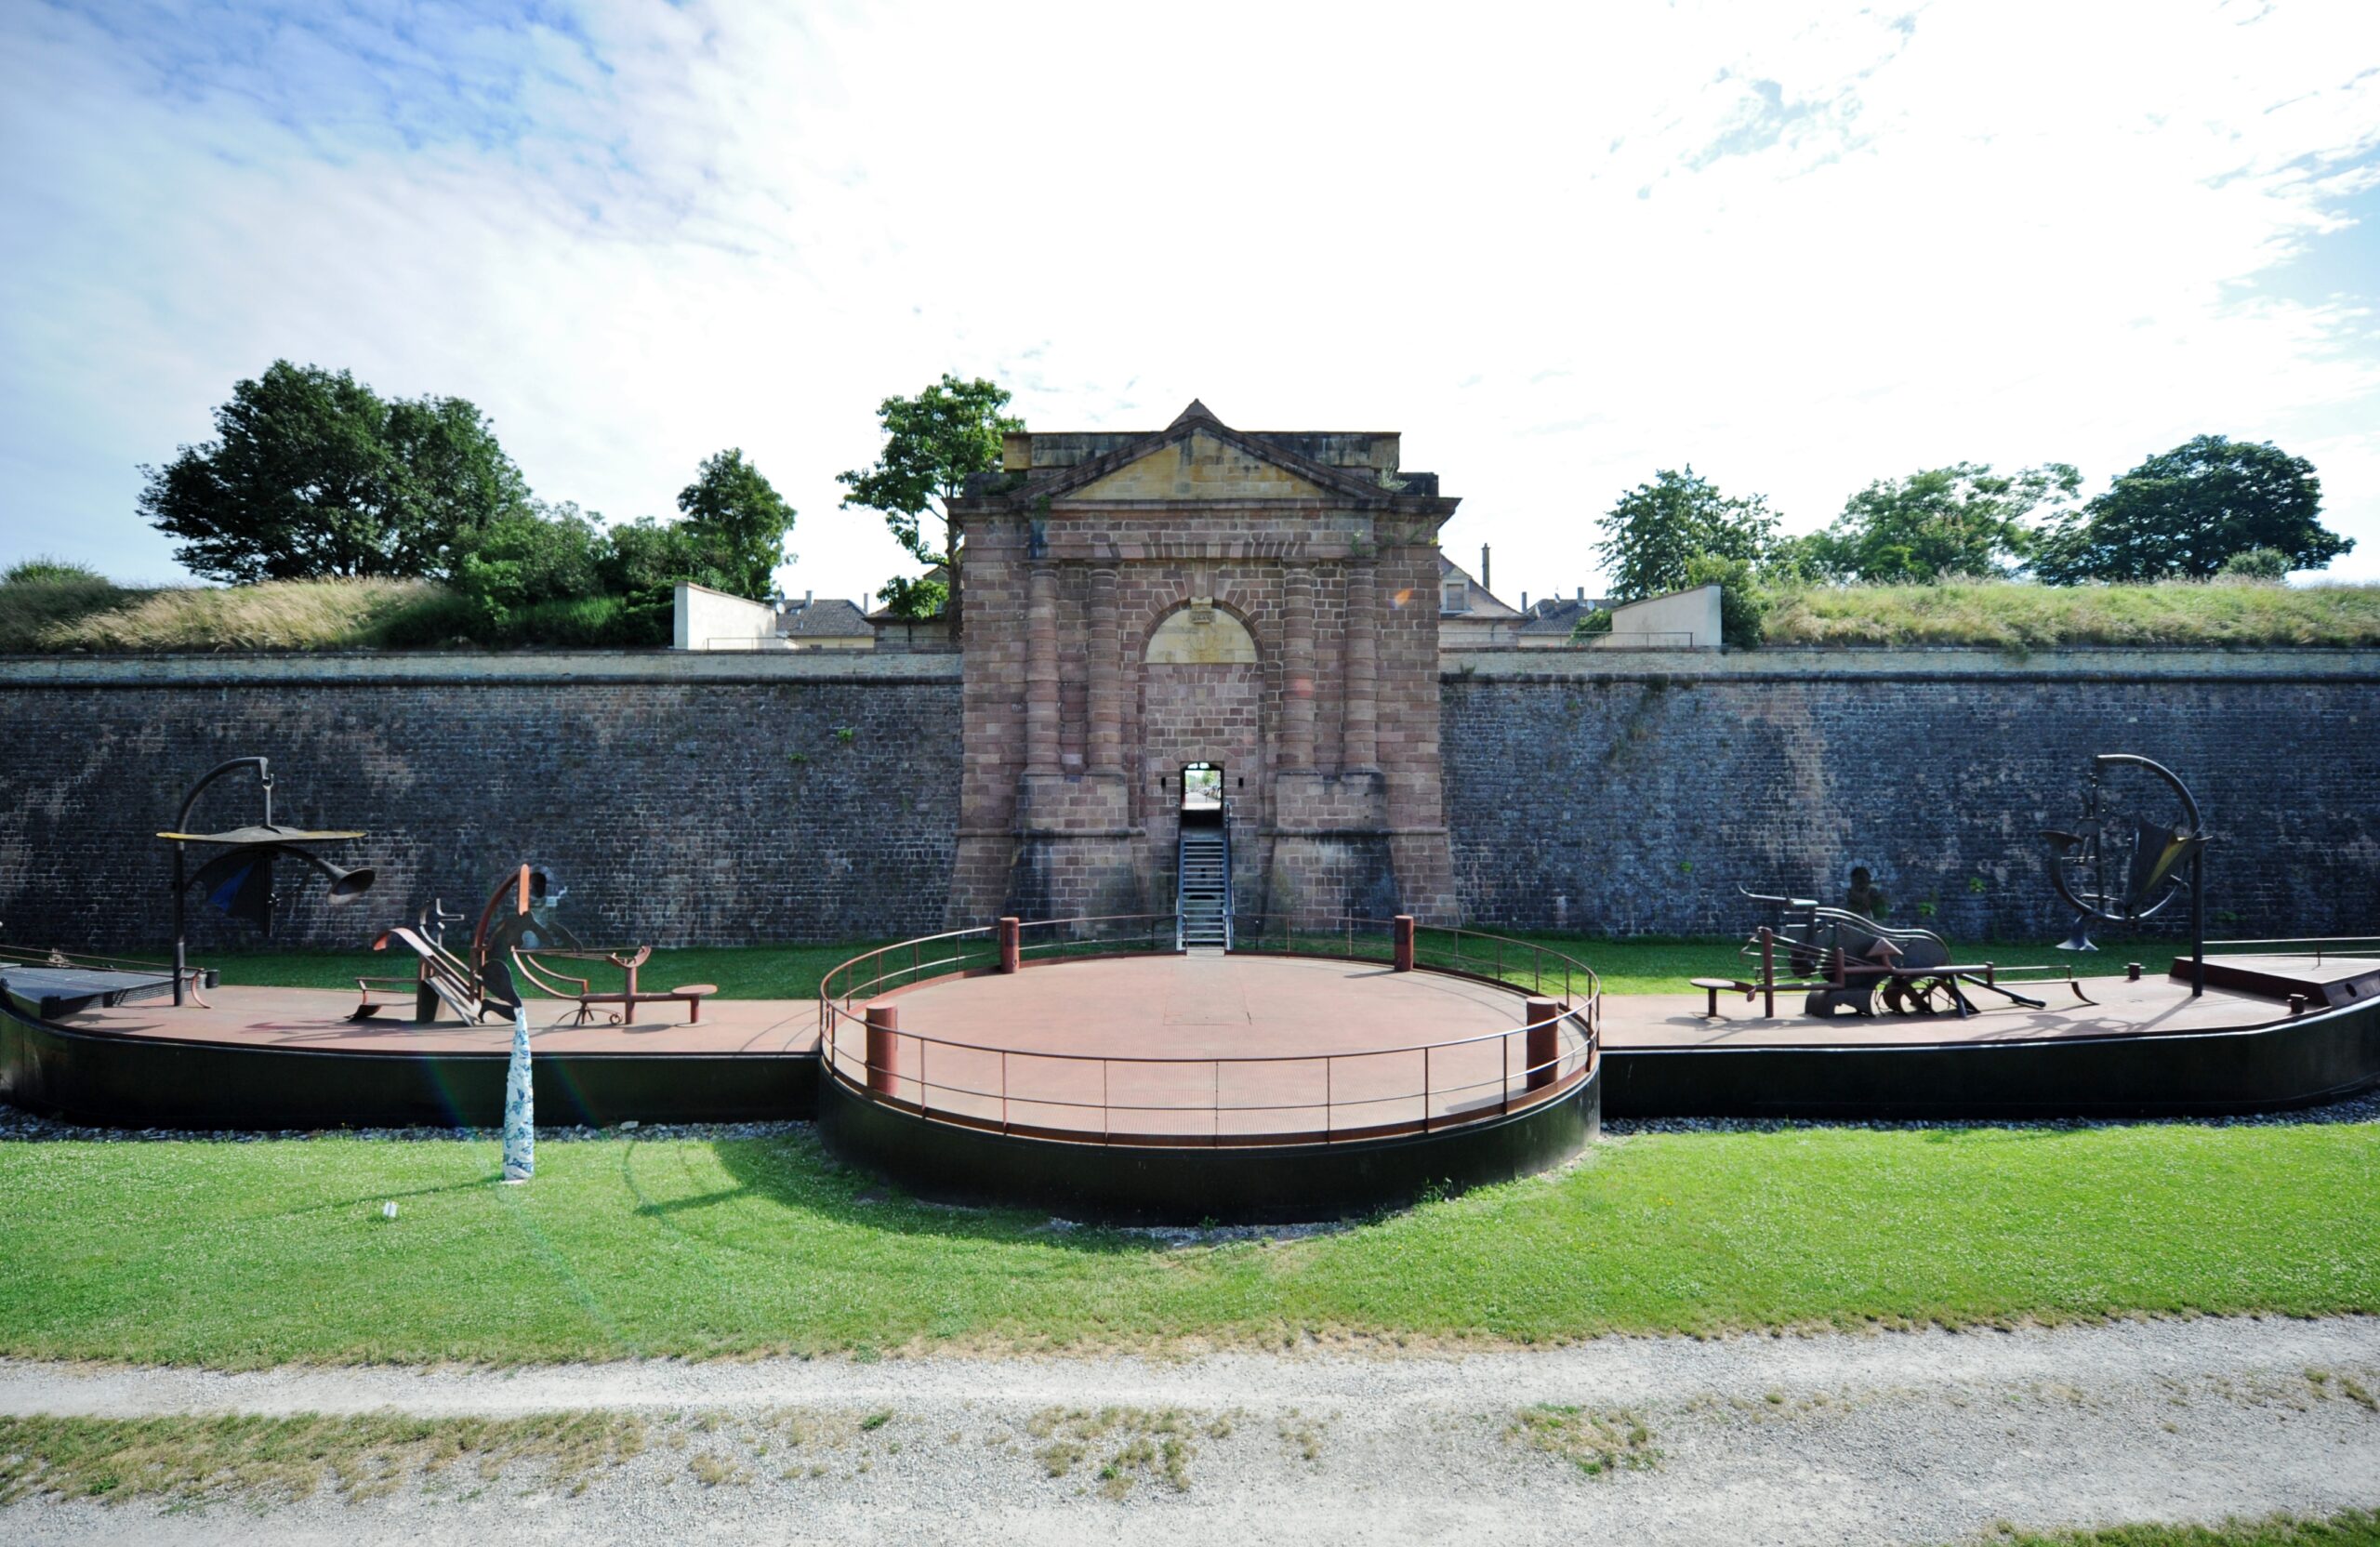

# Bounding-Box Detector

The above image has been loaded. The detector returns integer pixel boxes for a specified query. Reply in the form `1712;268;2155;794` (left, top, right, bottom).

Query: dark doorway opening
1180;762;1223;826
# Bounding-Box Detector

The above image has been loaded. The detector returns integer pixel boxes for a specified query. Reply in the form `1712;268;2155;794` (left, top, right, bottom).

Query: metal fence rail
815;914;1602;1147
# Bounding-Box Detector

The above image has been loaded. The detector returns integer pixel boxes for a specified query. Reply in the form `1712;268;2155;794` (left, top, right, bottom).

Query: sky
3;0;2378;603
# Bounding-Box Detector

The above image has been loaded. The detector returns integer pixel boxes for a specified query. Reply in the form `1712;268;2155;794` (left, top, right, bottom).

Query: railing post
1759;927;1776;1019
1393;915;1415;972
998;917;1021;974
1526;998;1559;1093
864;1001;900;1098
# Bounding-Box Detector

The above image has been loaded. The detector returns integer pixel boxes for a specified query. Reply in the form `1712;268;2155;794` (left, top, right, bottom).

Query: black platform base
0;1003;819;1130
1603;993;2380;1120
815;1068;1603;1225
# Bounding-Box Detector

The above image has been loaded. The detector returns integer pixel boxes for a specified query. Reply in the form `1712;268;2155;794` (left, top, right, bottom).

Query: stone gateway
945;401;1459;926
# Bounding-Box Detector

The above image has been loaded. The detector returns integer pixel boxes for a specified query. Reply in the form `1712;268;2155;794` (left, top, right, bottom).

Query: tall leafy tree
1593;467;1778;600
1811;462;2080;584
2033;435;2348;583
838;374;1023;610
674;448;797;599
138;360;530;582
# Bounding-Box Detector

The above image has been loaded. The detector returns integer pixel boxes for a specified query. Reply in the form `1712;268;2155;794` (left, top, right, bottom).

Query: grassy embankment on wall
1758;577;2380;648
0;570;659;652
7;564;2380;653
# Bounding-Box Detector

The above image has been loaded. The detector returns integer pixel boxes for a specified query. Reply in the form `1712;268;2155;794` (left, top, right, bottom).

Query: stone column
1087;563;1121;773
1342;555;1378;772
1025;559;1059;776
1282;564;1316;771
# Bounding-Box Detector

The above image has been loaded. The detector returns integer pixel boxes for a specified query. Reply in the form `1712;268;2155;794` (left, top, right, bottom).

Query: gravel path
3;1316;2375;1544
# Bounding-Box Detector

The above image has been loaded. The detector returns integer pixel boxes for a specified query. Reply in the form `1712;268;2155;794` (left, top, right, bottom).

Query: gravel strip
0;1317;2374;1545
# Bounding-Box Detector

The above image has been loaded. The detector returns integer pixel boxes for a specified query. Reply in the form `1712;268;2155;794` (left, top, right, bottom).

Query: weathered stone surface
0;676;960;951
1440;663;2379;940
946;403;1461;926
0;647;2370;951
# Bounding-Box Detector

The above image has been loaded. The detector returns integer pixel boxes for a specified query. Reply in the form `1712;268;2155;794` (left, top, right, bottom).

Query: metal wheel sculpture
2040;753;2209;993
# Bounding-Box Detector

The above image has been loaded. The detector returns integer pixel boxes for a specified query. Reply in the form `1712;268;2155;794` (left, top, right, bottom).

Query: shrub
2218;548;2293;582
1569;607;1614;641
1682;554;1769;649
0;569;133;651
3;557;105;585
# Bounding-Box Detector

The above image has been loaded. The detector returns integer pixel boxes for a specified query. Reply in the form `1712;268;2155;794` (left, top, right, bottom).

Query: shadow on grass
671;1130;1192;1258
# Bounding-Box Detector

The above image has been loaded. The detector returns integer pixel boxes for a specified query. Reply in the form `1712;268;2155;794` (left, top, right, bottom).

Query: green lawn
203;933;2188;1001
0;1121;2371;1367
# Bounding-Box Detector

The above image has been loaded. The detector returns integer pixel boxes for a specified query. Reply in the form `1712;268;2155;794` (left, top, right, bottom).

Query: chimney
1520;591;1529;611
1576;587;1584;602
802;589;813;608
1480;544;1491;595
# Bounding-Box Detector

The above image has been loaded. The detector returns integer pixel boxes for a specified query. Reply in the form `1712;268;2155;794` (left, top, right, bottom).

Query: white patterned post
502;1003;535;1183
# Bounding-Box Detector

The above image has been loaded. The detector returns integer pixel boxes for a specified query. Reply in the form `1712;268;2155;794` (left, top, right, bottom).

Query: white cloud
3;0;2377;599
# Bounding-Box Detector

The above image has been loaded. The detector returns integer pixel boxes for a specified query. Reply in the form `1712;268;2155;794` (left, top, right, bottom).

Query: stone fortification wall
2;647;2373;954
0;653;962;953
1440;649;2379;942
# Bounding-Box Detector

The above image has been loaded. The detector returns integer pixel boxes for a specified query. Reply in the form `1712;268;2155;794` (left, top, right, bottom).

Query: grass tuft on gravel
0;1410;647;1507
1505;1403;1659;1476
1977;1509;2380;1546
0;1121;2372;1366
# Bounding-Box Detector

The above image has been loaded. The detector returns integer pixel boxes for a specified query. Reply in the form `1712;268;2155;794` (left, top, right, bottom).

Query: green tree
138;361;530;582
837;375;1023;605
447;500;603;628
674;448;796;599
1593;467;1778;600
1810;462;2080;584
875;572;948;620
2033;435;2348;583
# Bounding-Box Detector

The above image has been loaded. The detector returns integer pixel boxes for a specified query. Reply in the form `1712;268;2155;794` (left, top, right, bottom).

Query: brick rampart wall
1;648;2372;953
0;655;961;953
1440;651;2379;941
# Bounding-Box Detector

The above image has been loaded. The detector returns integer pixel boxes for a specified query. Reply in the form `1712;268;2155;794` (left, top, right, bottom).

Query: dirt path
4;1316;2375;1544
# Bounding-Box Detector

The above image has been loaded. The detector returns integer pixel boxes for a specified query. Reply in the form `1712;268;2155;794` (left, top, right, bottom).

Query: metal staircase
1175;810;1232;951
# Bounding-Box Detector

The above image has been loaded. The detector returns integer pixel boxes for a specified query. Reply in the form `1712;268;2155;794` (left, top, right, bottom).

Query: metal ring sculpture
2042;754;2205;925
2041;753;2210;990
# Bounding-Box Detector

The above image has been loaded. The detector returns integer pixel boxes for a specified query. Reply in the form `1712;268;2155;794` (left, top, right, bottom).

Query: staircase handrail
1174;817;1188;952
1220;795;1235;950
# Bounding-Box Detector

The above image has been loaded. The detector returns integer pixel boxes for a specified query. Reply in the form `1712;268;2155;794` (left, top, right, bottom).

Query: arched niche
1144;601;1258;665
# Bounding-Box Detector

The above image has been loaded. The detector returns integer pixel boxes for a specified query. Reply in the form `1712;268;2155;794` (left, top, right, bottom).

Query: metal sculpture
1735;888;2058;1018
159;757;375;1006
2042;752;2209;996
364;864;711;1025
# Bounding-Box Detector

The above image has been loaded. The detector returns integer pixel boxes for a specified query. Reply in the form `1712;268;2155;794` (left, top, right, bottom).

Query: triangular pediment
1071;430;1329;502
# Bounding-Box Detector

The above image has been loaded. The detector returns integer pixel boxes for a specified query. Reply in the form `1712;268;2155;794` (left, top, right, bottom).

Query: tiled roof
781;599;873;638
1435;553;1522;617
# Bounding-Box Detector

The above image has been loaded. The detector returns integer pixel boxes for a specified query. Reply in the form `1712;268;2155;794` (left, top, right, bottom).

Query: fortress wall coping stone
0;651;965;688
1442;647;2380;682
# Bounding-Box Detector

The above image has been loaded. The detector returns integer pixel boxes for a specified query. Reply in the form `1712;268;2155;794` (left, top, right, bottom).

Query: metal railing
1230;913;1601;1025
2201;934;2380;966
815;914;1600;1147
820;913;1176;1016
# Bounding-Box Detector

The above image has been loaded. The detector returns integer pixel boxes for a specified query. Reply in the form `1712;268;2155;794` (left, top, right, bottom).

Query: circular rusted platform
814;950;1602;1223
855;953;1586;1143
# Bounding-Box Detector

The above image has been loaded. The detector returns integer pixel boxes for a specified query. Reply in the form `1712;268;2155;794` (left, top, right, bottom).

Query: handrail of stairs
1173;818;1188;953
1220;794;1235;951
